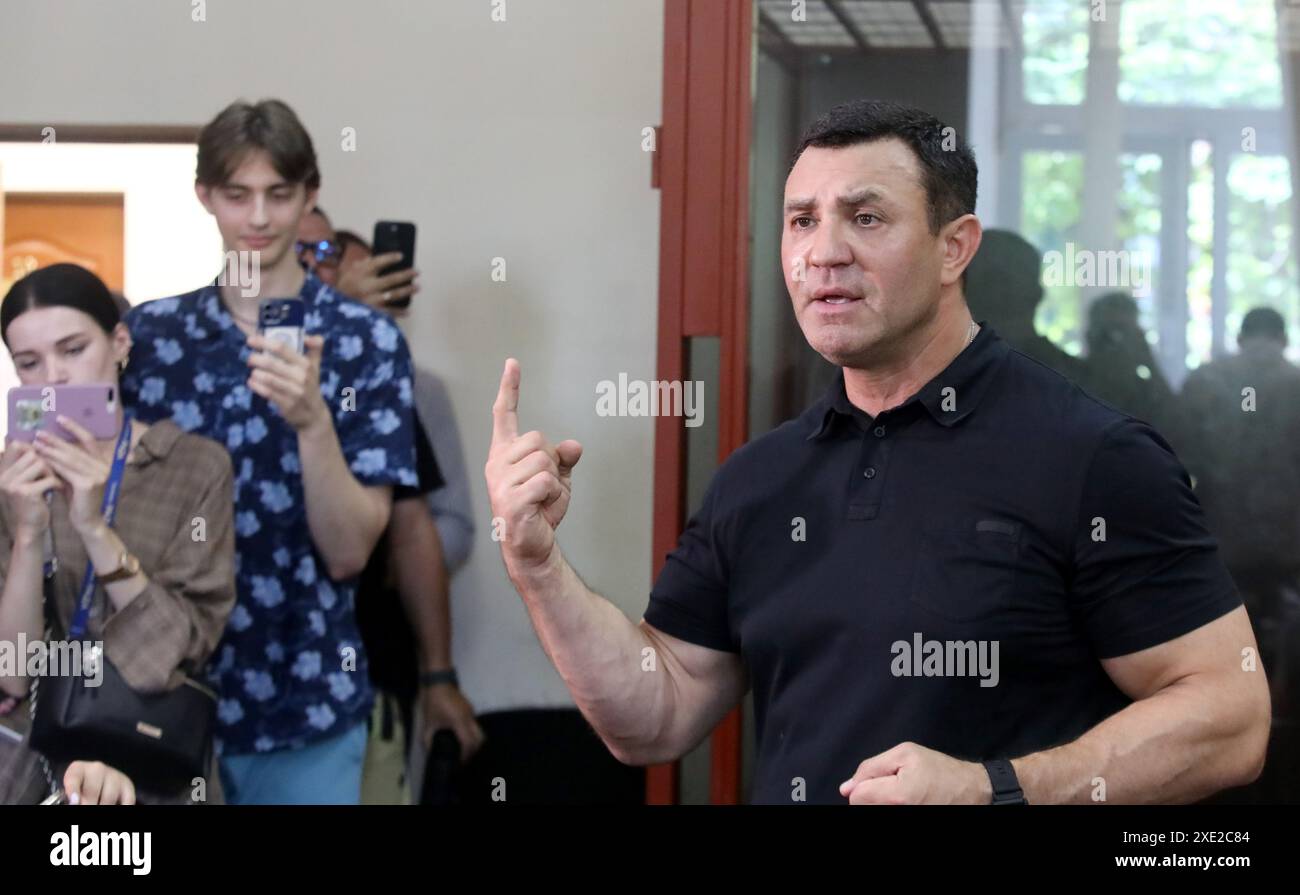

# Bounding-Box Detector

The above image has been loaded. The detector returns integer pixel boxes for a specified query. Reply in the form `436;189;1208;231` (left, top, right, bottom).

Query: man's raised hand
486;358;583;576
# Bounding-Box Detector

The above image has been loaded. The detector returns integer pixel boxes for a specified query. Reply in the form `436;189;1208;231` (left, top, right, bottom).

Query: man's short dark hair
789;100;977;235
1239;306;1287;345
197;99;321;190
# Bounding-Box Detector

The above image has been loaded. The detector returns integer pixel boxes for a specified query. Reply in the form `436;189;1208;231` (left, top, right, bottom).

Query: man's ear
940;214;982;288
303;186;319;217
195;181;215;215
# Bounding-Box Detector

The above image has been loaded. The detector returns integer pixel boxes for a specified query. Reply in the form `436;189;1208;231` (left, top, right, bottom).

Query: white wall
0;0;664;715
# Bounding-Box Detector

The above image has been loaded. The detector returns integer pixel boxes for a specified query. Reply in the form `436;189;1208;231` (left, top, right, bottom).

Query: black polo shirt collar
805;321;1010;440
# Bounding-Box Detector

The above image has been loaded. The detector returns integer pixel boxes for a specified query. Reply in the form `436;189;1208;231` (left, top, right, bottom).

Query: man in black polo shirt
485;100;1271;804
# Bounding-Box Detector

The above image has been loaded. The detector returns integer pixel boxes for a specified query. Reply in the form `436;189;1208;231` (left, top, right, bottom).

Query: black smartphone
372;221;417;308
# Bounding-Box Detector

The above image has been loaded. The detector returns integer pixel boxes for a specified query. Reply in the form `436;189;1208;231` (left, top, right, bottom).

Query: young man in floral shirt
121;99;418;804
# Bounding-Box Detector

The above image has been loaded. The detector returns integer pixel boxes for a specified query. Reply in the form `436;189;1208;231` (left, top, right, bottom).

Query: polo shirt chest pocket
907;519;1022;622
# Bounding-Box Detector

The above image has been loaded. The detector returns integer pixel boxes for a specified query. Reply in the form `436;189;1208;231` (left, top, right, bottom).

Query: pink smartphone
7;383;121;442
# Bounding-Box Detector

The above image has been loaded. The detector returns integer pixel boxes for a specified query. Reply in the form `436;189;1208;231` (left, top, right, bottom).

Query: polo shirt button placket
864;421;883;478
847;416;889;520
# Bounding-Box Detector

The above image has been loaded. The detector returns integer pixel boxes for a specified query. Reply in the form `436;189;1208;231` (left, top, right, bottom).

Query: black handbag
25;418;216;795
28;575;217;794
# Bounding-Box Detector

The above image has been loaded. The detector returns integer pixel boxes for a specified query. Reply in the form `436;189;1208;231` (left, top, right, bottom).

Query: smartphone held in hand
6;383;120;443
372;221;417;308
258;298;306;354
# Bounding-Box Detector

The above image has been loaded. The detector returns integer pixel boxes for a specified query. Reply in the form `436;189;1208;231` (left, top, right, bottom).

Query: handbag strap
38;561;61;640
29;571;60;798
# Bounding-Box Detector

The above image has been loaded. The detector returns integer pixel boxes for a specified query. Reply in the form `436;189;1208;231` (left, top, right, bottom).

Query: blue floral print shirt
121;273;418;755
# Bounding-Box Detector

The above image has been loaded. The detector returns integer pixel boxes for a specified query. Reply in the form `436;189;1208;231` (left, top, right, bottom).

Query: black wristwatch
419;668;459;688
982;759;1027;805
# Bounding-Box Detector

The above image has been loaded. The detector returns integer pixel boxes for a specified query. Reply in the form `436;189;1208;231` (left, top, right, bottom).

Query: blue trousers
219;722;368;805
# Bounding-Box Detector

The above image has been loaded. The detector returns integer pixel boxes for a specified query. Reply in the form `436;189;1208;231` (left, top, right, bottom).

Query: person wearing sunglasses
295;232;344;278
297;207;419;307
294;210;482;802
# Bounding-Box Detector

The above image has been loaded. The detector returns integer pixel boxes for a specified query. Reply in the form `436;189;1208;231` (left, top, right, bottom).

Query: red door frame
648;0;752;805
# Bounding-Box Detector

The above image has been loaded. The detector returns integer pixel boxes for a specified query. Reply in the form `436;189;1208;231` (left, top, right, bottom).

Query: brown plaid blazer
0;419;235;803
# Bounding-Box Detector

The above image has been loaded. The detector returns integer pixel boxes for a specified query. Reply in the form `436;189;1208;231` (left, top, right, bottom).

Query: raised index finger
492;358;520;444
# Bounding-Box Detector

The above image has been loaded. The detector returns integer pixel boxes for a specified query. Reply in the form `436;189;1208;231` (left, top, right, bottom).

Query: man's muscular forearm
508;550;673;762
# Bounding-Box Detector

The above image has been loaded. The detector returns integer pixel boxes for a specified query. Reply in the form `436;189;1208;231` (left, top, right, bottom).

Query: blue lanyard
66;418;133;640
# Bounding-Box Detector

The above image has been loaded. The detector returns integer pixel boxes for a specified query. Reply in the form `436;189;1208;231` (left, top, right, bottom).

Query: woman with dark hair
0;263;236;804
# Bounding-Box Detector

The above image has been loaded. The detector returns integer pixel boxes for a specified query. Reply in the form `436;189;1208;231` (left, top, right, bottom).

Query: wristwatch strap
419;668;459;688
95;551;139;585
983;759;1028;805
